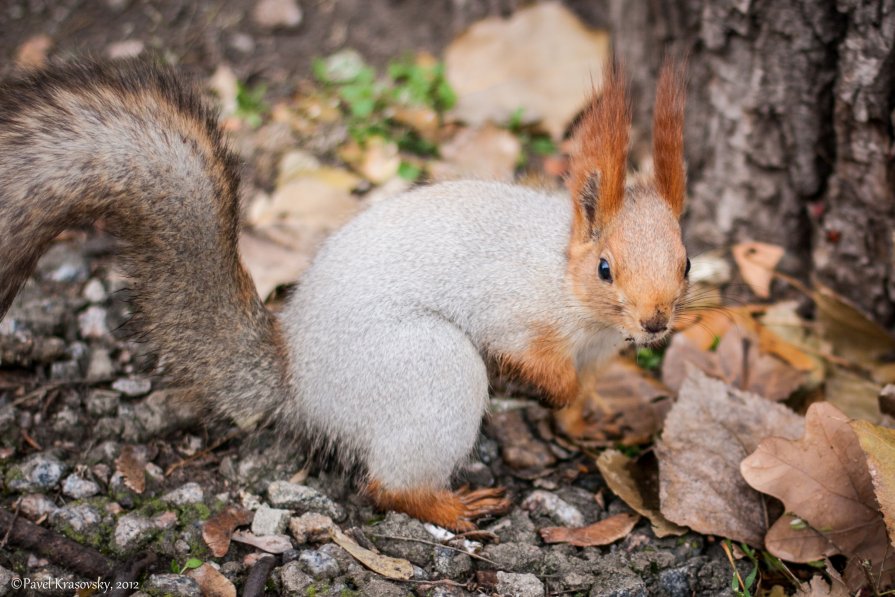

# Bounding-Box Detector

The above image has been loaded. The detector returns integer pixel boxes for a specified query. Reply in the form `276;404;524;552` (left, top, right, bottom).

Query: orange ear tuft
652;57;687;217
568;61;631;242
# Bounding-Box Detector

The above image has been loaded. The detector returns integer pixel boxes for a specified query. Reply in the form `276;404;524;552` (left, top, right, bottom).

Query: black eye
598;258;612;283
685;257;691;278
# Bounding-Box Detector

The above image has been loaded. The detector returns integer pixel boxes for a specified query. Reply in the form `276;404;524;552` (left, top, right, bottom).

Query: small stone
112;377;152;397
78;306;110;339
482;542;543;572
252;505;291;536
113;513;157;551
62;474;100;499
298;549;340;579
278;561;313;594
50;503;103;533
659;567;692;597
362;578;406;596
252;0;302;29
0;405;15;436
162;482;205;505
44;246;88;283
0;564;20;597
267;481;346;521
288;512;334;544
107;39;145;59
82;279;107;303
6;453;67;492
521;490;585;527
368;512;433;567
85;389;120;417
433;546;472;579
86;349;116;381
50;359;81;381
143;573;200;597
495;572;545;597
17;493;58;520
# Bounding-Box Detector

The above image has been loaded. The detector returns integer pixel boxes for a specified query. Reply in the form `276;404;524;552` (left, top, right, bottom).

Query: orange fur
500;326;579;407
568;61;631;241
366;481;509;532
652;58;687;216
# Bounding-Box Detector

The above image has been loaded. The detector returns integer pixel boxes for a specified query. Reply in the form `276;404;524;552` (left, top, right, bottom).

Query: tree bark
609;0;894;326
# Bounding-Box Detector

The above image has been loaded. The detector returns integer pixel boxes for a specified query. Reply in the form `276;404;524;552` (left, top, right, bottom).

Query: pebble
82;278;107;303
278;561;313;593
61;474;100;499
50;359;81;381
288;512;334;544
482;542;543;572
433;546;472;579
86;348;116;381
252;0;302;29
267;480;346;521
251;505;291;536
298;549;341;579
78;306;109;338
162;482;205;506
17;493;59;520
50;503;103;533
495;572;545;597
6;453;67;492
107;39;145;59
112;377;152;397
85;389;120;417
143;574;200;597
0;565;19;597
521;489;585;527
113;511;175;552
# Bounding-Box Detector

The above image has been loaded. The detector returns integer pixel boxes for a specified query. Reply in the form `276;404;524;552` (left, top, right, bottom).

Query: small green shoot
235;81;268;128
397;161;422;181
504;107;556;168
173;557;204;574
636;346;665;371
723;539;759;597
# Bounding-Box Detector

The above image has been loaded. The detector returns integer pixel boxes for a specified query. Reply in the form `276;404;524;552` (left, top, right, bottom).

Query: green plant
171;557;203;574
723;540;759;597
636;346;665;371
505;107;556;168
235;81;268;128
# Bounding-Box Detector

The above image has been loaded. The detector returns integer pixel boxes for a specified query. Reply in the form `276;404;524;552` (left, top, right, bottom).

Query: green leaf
397;161;422;181
182;558;203;572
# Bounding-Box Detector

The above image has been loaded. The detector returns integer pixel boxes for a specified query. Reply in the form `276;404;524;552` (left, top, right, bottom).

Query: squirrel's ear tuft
652;57;687;218
568;61;630;241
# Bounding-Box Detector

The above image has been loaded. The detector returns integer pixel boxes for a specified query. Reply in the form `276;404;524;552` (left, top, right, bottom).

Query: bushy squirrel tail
0;61;291;426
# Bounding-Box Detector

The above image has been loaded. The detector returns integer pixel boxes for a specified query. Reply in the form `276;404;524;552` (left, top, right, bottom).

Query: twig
721;540;746;593
862;559;882;597
165;430;241;476
20;428;42;451
109;552;157;597
242;554;277;597
0;502;19;549
0;507;114;578
366;532;498;566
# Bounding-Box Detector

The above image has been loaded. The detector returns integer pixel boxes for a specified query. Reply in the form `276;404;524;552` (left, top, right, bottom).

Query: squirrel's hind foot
367;481;511;532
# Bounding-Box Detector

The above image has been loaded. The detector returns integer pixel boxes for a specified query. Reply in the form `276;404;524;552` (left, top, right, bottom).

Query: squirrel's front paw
367;481;511;532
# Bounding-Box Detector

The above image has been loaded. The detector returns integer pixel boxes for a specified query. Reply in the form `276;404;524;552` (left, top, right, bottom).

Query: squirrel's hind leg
362;318;509;530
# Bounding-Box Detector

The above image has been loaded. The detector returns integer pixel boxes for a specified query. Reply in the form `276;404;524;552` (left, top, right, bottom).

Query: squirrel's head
567;59;688;345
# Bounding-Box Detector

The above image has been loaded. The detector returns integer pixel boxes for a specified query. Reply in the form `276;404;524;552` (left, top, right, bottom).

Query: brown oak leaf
202;506;254;557
741;402;895;591
114;445;146;494
540;512;640;547
656;370;804;546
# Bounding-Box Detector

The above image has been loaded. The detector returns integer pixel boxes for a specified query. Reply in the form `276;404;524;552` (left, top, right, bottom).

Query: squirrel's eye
685;257;691;278
598;258;612;283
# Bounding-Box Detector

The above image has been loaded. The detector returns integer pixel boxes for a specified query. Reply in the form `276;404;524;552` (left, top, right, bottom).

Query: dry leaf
445;2;609;139
851;420;895;545
741;402;894;590
202;506;254;557
556;357;672;446
732;242;784;298
331;527;413;580
797;570;850;597
656;370;804;546
16;35;52;69
238;231;311;300
540;512;640;547
187;563;237;597
230;530;293;554
115;445;146;494
825;365;883;422
429;124;521;181
596;450;686;538
663;326;805;401
814;282;895;383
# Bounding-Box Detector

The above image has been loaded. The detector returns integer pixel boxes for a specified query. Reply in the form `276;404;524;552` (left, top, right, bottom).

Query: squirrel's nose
640;314;669;334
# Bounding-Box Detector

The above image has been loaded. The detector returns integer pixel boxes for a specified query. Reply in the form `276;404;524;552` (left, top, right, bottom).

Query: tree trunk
609;0;895;327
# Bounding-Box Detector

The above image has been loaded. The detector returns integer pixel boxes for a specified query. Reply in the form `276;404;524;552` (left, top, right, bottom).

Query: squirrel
0;59;688;531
